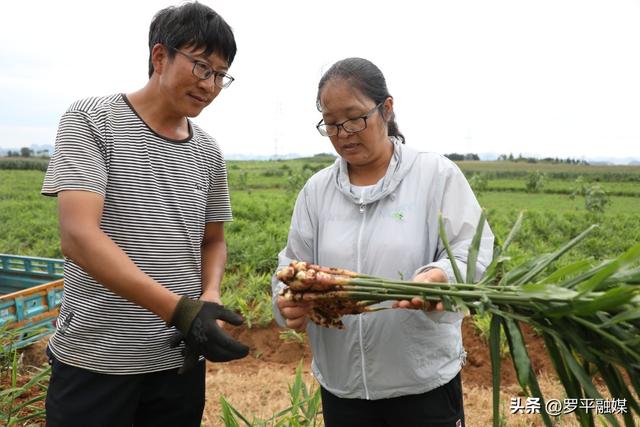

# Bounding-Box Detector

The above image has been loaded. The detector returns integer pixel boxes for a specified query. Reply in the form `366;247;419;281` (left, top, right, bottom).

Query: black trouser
321;373;464;427
45;347;205;427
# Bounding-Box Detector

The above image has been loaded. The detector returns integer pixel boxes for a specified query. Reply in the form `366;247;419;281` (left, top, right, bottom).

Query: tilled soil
202;317;557;426
9;318;561;427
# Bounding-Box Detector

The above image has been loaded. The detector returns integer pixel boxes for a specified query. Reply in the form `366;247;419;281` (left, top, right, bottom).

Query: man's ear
150;43;168;75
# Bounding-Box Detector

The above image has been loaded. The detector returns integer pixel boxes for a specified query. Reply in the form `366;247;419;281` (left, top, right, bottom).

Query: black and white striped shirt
42;94;232;374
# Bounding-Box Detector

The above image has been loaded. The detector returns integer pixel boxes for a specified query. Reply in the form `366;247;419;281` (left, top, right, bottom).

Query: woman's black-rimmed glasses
316;102;383;137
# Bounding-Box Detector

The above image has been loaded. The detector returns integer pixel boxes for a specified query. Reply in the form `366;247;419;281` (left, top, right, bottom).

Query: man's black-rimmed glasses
169;46;234;89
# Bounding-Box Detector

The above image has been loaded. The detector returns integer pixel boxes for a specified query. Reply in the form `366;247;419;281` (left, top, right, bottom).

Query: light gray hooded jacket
272;138;494;400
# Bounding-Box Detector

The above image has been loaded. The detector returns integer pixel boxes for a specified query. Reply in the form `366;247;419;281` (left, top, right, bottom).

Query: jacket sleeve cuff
413;259;468;284
271;276;288;328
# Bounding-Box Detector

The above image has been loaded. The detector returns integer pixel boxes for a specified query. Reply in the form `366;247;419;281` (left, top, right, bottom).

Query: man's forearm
201;238;227;301
61;226;180;322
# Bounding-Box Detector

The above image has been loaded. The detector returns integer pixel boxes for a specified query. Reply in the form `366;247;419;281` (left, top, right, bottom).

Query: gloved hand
169;296;249;374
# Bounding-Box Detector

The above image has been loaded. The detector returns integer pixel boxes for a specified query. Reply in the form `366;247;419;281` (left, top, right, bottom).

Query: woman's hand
393;268;448;311
277;296;312;331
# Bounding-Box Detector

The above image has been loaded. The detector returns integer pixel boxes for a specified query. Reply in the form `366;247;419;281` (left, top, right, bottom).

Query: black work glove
169;296;249;374
168;333;200;374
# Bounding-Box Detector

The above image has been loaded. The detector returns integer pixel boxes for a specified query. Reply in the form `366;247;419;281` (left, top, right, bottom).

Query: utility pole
465;127;473;158
273;100;283;160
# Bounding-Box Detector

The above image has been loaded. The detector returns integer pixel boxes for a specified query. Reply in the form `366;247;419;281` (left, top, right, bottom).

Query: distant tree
20;147;33;157
497;154;507;161
463;153;480;161
584;184;611;214
444;153;464;161
569;176;588;200
287;168;314;195
468;173;489;195
525;171;545;193
570;176;610;213
508;153;514;161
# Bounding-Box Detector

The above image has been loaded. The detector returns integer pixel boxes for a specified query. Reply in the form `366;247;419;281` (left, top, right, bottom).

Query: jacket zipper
358;316;369;399
357;194;366;272
356;192;370;399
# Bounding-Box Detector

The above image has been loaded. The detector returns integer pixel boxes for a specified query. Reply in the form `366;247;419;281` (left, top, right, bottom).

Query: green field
2;159;639;426
2;159;640;326
481;178;640;197
478;191;640;214
457;160;640;180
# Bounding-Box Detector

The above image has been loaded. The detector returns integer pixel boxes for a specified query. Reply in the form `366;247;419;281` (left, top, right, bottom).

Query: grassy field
481;178;640;196
0;170;59;257
2;159;640;425
2;159;640;327
457;160;640;180
478;191;640;214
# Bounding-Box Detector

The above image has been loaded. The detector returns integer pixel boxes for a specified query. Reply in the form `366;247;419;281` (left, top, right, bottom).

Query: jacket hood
333;136;420;204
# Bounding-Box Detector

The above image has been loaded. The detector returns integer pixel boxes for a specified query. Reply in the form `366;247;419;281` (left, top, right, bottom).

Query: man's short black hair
148;2;236;78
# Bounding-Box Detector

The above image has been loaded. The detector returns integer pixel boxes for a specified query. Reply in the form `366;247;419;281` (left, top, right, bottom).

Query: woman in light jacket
272;57;494;427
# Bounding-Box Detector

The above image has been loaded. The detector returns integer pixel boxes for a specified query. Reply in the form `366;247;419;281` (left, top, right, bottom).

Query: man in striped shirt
41;3;248;426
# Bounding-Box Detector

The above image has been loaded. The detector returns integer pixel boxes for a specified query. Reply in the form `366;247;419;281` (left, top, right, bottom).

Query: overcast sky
1;0;639;161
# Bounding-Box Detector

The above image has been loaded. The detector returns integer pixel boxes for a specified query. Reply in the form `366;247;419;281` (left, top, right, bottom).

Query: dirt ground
12;318;630;427
200;318;564;427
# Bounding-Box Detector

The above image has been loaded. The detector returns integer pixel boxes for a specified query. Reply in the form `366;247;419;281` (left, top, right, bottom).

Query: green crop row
456;160;640;180
0;158;49;171
3;165;640;327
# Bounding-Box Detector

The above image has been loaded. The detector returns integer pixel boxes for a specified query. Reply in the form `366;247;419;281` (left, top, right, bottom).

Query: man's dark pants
45;347;205;427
